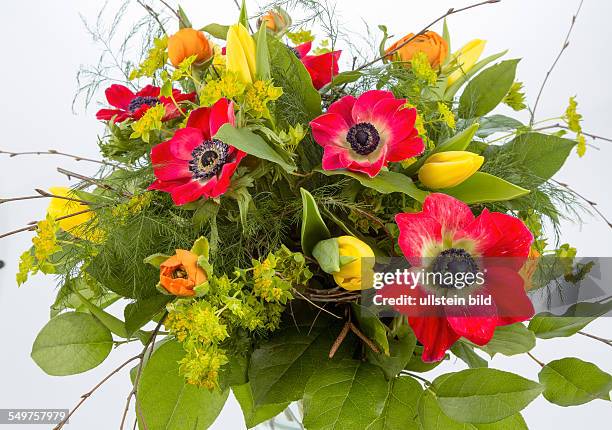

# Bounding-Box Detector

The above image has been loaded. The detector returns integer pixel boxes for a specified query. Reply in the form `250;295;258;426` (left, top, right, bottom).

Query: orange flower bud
159;249;207;296
258;10;288;32
167;28;212;67
385;31;448;68
520;247;540;291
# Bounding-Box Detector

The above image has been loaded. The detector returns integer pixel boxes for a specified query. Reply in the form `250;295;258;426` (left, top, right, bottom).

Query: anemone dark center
128;96;160;112
346;122;381;155
189;139;230;181
288;46;302;59
431;248;479;289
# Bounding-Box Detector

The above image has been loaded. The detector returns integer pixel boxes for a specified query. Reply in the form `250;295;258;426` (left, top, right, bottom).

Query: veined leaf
451;341;488;368
435;368;543;423
215;124;297;173
316;169;429;202
366;376;422;430
475;115;524;138
476;323;536;357
443;172;529;204
458;59;519;119
201;23;229;40
367;324;417;379
539;357;612;406
233;383;289;428
444;50;508;99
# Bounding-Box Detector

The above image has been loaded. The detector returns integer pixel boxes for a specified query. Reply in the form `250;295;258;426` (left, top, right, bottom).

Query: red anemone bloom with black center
384;193;534;362
310;90;424;177
148;98;246;205
292;42;341;90
96;84;196;123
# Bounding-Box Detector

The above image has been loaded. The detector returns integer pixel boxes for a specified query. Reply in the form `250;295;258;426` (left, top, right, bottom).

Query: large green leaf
303;360;389;430
435;368;543;423
477;323;535;357
443;172;529;204
458;59;519;119
316;169;429;202
124;294;171;336
528;301;612;339
255;25;270;80
366;376;422;430
300;188;331;256
138;340;228;429
233;383;289;428
417;389;528;430
495;132;576;186
451;341;488;368
539;358;612;406
248;321;351;406
444;50;508;99
367;323;416;379
215;124;296;173
31;312;113;376
201;23;229;40
475;115;524;138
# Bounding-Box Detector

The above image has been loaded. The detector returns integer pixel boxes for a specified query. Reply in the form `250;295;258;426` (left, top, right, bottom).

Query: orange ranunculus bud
159;249;207;296
385;31;448;68
258;9;290;33
167;28;212;67
520;247;540;291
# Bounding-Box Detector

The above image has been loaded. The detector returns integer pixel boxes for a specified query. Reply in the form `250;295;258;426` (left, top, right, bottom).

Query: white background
1;0;611;429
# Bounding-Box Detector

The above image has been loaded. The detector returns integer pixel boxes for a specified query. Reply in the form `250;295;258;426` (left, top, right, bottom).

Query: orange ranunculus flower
159;249;207;296
520;247;540;291
385;31;448;68
167;28;213;67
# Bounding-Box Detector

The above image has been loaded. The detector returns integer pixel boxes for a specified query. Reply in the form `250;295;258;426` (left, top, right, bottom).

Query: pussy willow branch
551;179;612;229
530;0;584;125
119;312;168;430
578;331;612;348
53;354;142;430
355;0;501;71
137;0;167;34
0;148;119;167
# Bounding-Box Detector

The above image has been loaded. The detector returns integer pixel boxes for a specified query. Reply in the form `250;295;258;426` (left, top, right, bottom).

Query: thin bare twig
0;148;119;167
137;0;167;34
530;0;584;125
0;209;94;239
292;288;342;319
329;321;351;358
356;0;501;71
534;124;612;144
0;189;92;206
527;351;545;368
551;179;612;229
578;331;612;348
349;322;380;354
158;0;188;28
53;355;142;430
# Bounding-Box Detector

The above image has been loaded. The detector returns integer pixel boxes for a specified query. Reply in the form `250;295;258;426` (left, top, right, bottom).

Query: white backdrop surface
0;0;611;429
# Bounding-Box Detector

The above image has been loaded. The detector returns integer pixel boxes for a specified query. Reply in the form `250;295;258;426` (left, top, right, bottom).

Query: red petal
172;90;197;102
169;180;207;205
169;128;205;161
148;178;189;192
151;139;191;180
328;95;356;127
310;113;349;147
395;212;442;265
352;90;394;123
187;107;212;138
371;97;406;129
423;193;475;236
484;213;533;260
321;145;352;171
486;266;534;322
455;209;503;256
409;316;460;362
386;135;424;163
294;42;312;58
136;85;161;98
347;147;387;177
301;50;340;90
209;98;231;136
96;108;125;121
105;84;134;110
447;315;497;346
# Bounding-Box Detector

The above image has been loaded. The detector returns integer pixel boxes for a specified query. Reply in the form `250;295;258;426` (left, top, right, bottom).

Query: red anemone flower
310;90;424;177
293;42;341;90
148;98;246;205
387;193;534;362
96;84;195;123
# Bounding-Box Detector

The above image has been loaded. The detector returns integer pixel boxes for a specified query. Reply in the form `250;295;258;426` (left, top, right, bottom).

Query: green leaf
442;19;451;54
190;236;210;259
303;360;389;430
451;341;488;368
312;238;340;273
368;324;417;378
435;368;543;423
300;188;331;256
143;253;170;268
498;132;576;186
444;50;508;99
458;59;519;119
31;312;113;376
539;357;612;406
475;115;524;138
238;0;248;28
326;70;363;90
316;169;429;202
139;341;229;429
352;303;390;356
418;390;527;430
124;294;171;336
443;172;529;204
367;376;422;430
249;321;352;406
202;23;229;40
73;289;129;338
476;323;535;357
215;123;297;172
405;346;447;372
255;25;270;80
233;383;289;428
529;313;595;340
177;5;192;29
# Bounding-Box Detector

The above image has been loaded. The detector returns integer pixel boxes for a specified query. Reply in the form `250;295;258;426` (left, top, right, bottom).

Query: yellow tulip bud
47;187;103;242
226;23;257;84
418;151;484;189
447;39;486;86
332;236;375;291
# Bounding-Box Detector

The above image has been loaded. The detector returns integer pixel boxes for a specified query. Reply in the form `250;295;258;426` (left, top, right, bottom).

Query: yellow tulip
226;23;257;84
447;39;486;86
332;236;375;291
418;151;484;189
47;187;102;242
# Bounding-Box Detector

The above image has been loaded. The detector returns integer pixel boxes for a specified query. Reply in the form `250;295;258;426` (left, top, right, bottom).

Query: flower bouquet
3;0;611;429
